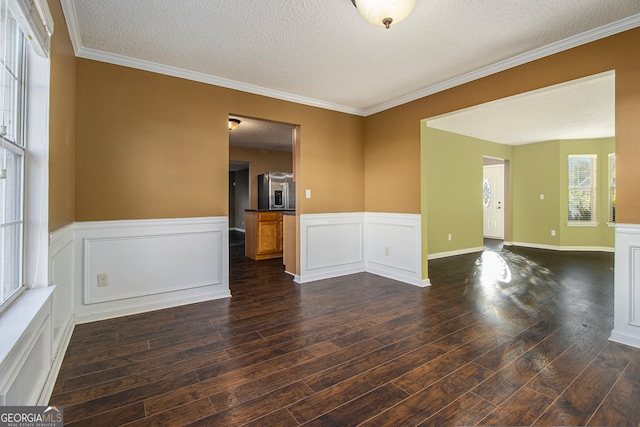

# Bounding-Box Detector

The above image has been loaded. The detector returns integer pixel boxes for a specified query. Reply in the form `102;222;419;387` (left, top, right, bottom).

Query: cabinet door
257;220;280;254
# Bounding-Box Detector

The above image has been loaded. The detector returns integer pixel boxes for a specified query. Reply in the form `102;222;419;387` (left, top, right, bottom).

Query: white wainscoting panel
44;223;76;403
0;287;54;405
611;224;640;348
74;217;230;323
299;213;365;283
365;213;426;287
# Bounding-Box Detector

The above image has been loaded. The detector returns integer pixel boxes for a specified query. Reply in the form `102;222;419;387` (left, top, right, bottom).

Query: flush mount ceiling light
228;118;241;131
351;0;417;29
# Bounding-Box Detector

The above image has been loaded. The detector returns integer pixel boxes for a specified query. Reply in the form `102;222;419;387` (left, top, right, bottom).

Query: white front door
483;164;504;239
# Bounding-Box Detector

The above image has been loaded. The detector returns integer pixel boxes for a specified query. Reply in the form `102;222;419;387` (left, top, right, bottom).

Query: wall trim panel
299;213;365;283
74;217;231;323
611;224;640;348
365;212;425;287
0;287;54;405
43;224;76;404
299;212;426;287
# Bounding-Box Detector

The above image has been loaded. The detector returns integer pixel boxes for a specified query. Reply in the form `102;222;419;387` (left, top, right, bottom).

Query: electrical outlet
384;246;390;256
551;229;556;236
448;233;452;241
97;273;108;287
305;189;311;199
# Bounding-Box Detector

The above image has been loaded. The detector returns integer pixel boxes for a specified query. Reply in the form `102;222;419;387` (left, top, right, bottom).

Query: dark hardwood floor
50;238;640;426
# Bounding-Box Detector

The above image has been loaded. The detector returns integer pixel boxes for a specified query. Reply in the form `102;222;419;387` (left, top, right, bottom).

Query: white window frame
0;2;27;310
567;154;597;226
608;153;616;226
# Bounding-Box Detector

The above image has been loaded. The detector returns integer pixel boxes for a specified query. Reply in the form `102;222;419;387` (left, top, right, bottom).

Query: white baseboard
74;287;231;324
511;241;614;252
428;247;484;260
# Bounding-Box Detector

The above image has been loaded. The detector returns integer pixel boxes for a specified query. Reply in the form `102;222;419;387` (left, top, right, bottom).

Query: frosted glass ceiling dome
352;0;418;29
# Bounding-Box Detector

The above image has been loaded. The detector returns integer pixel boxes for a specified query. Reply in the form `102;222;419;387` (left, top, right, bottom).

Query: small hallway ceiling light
351;0;417;29
228;118;241;131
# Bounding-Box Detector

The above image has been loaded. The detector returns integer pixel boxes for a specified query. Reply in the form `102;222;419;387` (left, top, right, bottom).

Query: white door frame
483;161;505;239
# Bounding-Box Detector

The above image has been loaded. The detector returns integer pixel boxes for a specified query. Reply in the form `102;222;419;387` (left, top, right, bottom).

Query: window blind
568;155;596;222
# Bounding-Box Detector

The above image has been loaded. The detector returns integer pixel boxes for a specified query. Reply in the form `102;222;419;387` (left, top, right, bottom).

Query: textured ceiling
428;72;615;145
228;116;295;152
61;0;637;146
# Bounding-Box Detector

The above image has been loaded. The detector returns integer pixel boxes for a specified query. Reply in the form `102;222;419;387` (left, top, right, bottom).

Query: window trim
0;4;28;311
608;153;616;226
567;154;597;225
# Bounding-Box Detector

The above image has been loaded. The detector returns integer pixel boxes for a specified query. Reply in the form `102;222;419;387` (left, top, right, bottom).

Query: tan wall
75;60;365;221
47;0;76;232
365;27;640;226
229;146;293;209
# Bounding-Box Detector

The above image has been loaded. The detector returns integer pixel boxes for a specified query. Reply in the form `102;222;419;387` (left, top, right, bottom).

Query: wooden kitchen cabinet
245;210;283;260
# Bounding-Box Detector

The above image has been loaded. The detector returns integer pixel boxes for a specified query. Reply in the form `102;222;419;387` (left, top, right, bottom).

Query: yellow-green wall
423;128;615;264
512;141;560;246
422;127;513;256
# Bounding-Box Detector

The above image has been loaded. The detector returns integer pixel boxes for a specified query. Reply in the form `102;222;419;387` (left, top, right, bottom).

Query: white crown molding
59;0;81;54
74;46;364;117
363;13;640;116
59;0;640;117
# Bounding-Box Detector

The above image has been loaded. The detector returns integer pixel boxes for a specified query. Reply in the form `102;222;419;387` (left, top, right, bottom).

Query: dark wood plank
587;348;640;426
303;330;444;392
61;372;199;423
361;362;494;426
478;384;553;426
183;382;314;426
533;346;631;426
287;344;446;424
417;392;496;427
391;332;508;394
207;338;385;412
302;382;408;426
240;408;299;427
47;243;640;427
144;340;339;415
65;402;145;427
122;398;215;427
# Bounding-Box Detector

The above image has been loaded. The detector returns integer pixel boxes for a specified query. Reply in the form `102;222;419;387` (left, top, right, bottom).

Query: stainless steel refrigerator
257;172;295;210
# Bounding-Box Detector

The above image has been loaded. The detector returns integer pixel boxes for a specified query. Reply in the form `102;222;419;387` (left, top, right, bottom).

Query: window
568;155;596;223
1;3;27;308
608;153;616;223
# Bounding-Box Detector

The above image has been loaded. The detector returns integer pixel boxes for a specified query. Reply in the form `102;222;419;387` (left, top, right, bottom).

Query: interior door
483;164;505;239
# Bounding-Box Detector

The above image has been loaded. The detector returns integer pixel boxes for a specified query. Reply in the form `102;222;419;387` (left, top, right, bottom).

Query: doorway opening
228;115;298;277
483;157;509;250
